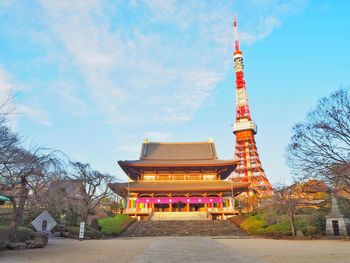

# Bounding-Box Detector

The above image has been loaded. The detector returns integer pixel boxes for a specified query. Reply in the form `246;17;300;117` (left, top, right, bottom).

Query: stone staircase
150;212;209;221
120;220;246;237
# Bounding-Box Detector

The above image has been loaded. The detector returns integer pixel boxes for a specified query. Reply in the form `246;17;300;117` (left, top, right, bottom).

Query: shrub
99;214;133;236
91;218;102;231
0;226;36;242
240;215;267;235
295;217;309;233
263;222;291;237
85;226;102;239
312;213;326;234
304;225;319;236
64;225;101;239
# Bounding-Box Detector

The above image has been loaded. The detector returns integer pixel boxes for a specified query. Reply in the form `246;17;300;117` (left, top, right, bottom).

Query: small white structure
31;210;57;233
326;196;350;236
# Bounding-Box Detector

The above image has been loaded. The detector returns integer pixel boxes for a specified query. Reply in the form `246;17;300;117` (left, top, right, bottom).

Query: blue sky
0;1;349;184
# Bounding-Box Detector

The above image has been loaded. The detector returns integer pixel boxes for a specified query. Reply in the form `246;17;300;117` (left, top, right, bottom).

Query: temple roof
118;141;237;180
109;181;249;197
139;141;218;160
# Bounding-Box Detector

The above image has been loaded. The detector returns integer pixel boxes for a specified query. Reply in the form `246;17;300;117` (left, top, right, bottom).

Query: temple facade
110;140;249;220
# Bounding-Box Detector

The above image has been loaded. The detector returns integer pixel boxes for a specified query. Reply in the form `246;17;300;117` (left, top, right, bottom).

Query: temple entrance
173;202;186;212
190;203;205;212
154;204;169;212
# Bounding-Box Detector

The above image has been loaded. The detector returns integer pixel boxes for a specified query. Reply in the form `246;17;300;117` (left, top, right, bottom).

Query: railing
124;208;152;214
207;207;237;213
125;207;237;214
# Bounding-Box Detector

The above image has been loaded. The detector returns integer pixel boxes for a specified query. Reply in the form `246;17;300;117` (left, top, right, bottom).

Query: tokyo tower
231;19;272;196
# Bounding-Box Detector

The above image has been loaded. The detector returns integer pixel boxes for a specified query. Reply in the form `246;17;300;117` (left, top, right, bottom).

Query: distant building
48;179;87;201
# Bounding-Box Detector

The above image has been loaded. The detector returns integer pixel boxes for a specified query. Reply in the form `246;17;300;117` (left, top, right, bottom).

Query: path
1;237;350;263
132;237;256;263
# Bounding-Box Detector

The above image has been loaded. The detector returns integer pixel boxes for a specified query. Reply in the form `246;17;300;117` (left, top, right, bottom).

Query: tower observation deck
230;19;272;196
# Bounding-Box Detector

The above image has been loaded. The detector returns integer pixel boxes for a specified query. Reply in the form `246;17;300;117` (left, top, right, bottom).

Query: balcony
232;121;257;134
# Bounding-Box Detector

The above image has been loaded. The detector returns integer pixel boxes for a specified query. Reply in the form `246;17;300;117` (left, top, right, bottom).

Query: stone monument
326;195;350;236
31;210;57;234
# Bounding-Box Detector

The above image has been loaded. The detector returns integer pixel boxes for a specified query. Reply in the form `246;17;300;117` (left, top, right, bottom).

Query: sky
0;0;349;184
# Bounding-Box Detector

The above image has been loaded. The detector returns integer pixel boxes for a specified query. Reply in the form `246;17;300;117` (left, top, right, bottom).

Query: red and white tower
231;19;272;196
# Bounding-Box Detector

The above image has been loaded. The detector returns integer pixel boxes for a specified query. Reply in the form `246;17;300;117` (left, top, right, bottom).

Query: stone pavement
132;237;259;263
1;236;350;263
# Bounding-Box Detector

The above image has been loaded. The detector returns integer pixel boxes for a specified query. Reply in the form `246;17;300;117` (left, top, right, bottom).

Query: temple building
110;140;249;220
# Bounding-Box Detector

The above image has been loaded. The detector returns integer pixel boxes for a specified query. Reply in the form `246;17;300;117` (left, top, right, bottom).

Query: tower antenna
233;17;240;51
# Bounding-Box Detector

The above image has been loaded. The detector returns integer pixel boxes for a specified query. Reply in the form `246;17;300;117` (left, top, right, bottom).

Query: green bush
99;214;133;236
304;225;319;236
240;213;324;237
240;215;267;235
263;221;291;236
295;217;309;233
0;226;36;242
91;218;102;231
64;225;101;239
312;213;326;234
85;226;102;239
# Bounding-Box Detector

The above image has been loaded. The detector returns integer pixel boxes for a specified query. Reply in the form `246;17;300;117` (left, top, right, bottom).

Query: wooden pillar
203;193;207;210
136;194;139;212
169;194;172;212
186;193;190;212
151;193;155;212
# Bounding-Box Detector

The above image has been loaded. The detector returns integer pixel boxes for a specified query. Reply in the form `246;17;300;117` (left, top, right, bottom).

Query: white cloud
53;81;88;117
17;104;52;126
0;65;51;126
239;15;282;44
27;0;307;125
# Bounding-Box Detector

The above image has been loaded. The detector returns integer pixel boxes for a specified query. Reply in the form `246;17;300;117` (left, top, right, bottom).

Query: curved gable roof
140;141;218;160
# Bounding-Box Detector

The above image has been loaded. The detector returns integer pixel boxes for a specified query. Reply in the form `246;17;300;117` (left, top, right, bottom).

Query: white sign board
79;221;85;240
31;210;57;232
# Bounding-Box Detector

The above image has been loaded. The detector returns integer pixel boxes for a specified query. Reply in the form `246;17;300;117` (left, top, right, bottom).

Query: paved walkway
132;237;257;263
1;237;350;263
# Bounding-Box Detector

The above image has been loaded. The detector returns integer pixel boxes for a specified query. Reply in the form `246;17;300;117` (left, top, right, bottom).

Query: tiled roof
109;181;249;197
139;141;218;160
118;141;237;180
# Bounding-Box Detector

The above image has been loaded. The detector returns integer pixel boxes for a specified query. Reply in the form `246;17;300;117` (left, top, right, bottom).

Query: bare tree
287;88;350;191
1;144;64;240
272;184;300;237
69;162;116;223
0;94;15;125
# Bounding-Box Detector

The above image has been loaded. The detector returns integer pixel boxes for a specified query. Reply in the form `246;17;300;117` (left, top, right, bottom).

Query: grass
98;214;133;236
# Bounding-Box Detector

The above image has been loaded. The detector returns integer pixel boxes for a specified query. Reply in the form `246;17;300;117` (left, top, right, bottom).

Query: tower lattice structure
231;19;272;196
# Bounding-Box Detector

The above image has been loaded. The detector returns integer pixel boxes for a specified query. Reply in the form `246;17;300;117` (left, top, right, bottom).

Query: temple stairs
120;219;246;237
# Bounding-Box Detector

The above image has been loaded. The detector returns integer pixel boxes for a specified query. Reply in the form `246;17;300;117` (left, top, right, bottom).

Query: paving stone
132;237;259;263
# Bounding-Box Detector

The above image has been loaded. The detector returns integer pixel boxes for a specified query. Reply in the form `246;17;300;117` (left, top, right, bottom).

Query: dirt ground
1;237;349;263
217;238;350;263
